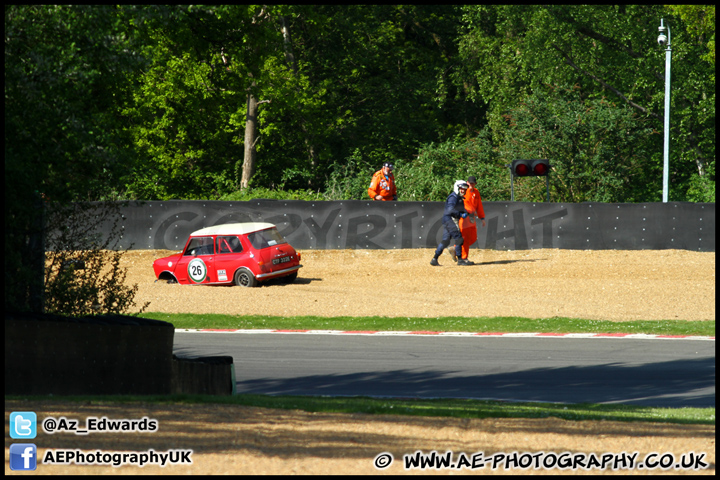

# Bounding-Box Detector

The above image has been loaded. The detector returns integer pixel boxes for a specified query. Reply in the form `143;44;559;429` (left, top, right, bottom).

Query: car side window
184;237;214;256
217;236;243;254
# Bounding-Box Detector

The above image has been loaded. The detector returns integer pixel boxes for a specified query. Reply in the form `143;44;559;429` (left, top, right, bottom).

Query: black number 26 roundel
187;258;207;283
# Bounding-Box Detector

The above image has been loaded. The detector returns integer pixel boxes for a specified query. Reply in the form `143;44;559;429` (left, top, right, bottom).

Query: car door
214;235;248;283
175;236;216;284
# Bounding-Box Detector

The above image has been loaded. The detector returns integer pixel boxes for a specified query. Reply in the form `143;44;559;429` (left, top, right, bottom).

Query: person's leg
449;224;464;263
435;231;450;257
461;225;477;260
432;222;453;265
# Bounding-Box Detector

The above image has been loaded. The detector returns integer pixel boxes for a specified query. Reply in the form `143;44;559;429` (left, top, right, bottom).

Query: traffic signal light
511;159;550;177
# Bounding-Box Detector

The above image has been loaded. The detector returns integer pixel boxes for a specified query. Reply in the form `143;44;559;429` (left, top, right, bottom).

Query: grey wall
111;200;714;252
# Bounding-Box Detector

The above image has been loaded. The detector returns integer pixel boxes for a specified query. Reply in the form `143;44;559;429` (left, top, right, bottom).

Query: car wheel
234;268;258;287
284;272;298;283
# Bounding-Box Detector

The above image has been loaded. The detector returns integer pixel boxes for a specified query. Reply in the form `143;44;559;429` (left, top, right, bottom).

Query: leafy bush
398;132;508;201
43;202;149;316
322;149;377;200
219;187;324;202
684;165;715;203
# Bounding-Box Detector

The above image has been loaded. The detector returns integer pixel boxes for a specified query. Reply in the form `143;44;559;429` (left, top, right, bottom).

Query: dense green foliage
6;5;715;204
4;6;715;312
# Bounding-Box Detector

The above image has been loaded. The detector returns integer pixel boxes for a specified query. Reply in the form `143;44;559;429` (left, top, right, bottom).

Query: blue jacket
442;192;468;220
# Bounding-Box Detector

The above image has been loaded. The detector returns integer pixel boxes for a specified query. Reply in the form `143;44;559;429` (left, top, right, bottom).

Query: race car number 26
188;258;208;283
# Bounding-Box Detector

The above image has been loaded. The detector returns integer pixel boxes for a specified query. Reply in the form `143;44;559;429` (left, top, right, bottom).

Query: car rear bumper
256;264;302;280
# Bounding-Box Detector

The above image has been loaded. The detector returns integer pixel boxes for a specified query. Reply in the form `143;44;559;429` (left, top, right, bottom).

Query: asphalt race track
173;331;715;408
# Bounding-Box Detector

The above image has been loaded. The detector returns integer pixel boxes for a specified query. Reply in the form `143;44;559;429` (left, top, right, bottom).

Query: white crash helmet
453;180;469;195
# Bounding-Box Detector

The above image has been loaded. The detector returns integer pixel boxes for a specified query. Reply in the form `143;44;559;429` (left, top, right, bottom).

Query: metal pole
510;173;515;201
508;164;515;201
546;175;550;202
661;20;671;203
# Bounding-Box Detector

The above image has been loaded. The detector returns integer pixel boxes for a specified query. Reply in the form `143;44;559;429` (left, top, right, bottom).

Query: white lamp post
658;19;671;203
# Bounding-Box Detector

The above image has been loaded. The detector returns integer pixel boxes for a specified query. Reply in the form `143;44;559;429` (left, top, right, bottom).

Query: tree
5;5;142;311
121;6;477;197
119;29;241;199
8;6;712;208
497;88;656;202
120;5;290;196
663;5;715;201
287;5;471;185
455;5;715;202
666;5;715;65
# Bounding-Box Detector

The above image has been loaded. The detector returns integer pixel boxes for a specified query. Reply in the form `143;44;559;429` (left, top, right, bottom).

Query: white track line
175;329;714;341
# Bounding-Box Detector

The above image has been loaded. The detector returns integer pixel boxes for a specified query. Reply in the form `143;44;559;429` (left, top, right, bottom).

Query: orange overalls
459;185;485;260
368;170;397;201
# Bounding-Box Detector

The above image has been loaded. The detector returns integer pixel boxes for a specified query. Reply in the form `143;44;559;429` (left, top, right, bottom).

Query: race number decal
187;258;208;283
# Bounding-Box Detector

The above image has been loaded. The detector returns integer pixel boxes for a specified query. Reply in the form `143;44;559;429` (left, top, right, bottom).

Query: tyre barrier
171;355;235;395
5;312;234;396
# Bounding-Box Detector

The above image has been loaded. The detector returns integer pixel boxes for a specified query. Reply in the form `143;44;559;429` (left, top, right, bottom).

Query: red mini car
153;222;302;287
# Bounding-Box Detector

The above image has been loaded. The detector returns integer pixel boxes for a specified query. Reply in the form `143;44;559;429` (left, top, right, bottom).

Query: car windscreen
246;228;287;250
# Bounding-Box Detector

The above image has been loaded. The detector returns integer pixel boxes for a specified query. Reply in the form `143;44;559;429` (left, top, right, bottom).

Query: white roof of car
190;222;276;237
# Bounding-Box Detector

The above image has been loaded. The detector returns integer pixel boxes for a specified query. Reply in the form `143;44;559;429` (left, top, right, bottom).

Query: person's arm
449;195;467;218
368;173;380;200
475;193;486;226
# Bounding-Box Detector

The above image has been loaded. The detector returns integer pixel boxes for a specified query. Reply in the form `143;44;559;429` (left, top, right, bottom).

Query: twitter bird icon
10;412;37;439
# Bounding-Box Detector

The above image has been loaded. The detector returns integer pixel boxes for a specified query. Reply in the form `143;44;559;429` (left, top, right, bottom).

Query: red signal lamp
511;159;550;177
531;160;549;176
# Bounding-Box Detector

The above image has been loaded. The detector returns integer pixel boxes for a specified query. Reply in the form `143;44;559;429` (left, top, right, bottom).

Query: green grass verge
141;312;715;337
5;394;714;425
101;313;711;425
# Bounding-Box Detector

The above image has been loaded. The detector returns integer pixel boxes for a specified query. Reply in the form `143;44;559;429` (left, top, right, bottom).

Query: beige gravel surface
6;248;715;475
129;248;714;322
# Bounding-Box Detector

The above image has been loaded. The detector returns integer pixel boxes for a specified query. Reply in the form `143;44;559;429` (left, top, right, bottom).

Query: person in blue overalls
430;182;471;266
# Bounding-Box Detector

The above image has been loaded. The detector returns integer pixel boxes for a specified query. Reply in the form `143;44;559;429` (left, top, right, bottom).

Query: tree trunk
280;16;318;186
281;16;297;72
240;90;259;189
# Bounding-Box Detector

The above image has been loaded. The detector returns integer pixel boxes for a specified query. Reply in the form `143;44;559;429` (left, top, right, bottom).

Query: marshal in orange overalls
459;184;485;261
368;164;397;201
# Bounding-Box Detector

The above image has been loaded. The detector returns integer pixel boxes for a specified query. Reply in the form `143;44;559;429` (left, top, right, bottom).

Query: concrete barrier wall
5;312;233;396
112;200;714;252
5;313;175;395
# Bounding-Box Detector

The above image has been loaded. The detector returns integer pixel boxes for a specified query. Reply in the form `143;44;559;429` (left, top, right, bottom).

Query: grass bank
5;394;715;425
141;312;715;337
